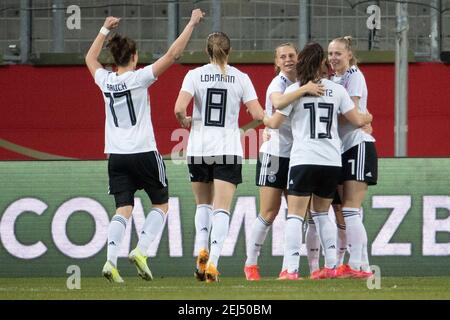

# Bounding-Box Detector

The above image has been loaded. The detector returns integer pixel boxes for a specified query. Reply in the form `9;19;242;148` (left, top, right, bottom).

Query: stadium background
0;0;449;279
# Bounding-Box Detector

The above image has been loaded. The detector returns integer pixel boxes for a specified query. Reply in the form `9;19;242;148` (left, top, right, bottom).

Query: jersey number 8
204;88;227;127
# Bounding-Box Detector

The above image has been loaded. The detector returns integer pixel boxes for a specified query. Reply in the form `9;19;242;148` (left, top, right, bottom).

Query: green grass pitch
1;276;450;300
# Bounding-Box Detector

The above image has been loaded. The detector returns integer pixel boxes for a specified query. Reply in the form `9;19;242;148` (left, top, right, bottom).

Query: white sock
245;214;271;266
360;210;370;271
311;211;337;269
336;223;347;266
283;215;304;273
305;217;320;273
208;209;230;267
107;214;129;266
137;208;166;254
343;207;365;270
194;204;213;255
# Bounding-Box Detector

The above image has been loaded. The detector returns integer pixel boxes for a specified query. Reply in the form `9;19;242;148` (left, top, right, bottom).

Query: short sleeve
241;74;258;104
346;71;364;98
267;77;286;97
135;64;157;88
340;88;356;115
94;68;109;88
180;70;195;96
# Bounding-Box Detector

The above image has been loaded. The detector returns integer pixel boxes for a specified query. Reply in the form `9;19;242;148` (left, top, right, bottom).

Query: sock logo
200;227;208;232
212;240;218;245
328;245;336;249
108;241;116;246
141;231;146;235
255;243;263;247
292;252;300;256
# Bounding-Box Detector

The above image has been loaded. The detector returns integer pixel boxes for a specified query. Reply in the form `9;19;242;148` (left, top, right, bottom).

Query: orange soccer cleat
244;265;261;281
277;269;302;280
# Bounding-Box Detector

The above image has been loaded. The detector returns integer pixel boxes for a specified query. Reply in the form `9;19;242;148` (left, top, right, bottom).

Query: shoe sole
205;274;219;283
103;271;113;283
103;270;124;283
197;251;209;272
194;270;206;281
129;256;153;281
205;269;219;283
195;250;209;281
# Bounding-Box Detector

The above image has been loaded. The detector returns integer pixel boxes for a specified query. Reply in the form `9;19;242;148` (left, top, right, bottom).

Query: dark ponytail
296;42;325;85
106;33;137;67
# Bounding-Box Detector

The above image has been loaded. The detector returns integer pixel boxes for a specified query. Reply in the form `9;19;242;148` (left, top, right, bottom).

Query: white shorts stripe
259;153;269;185
357;143;365;181
155;152;167;187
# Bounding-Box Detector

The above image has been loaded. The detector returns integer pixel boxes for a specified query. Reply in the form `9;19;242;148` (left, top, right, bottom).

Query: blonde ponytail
207;32;231;75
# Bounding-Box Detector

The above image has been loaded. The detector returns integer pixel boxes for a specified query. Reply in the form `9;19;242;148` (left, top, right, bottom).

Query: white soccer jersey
278;79;354;167
181;63;258;157
331;65;375;152
259;72;293;158
95;65;158;154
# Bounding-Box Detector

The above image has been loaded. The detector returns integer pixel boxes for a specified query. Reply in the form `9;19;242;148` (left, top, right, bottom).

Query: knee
154;203;169;214
260;209;278;224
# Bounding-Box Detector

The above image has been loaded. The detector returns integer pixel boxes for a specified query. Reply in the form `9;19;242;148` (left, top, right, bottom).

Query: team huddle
85;9;377;283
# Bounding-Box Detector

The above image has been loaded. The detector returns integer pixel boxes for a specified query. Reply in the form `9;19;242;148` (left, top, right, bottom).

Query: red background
1;63;449;160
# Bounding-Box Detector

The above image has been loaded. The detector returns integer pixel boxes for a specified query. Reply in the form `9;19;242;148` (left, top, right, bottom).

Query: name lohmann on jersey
200;73;235;83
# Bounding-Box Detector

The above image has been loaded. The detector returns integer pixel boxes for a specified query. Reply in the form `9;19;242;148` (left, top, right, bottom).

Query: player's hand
303;81;325;96
188;9;205;27
362;123;373;134
178;116;192;129
103;16;121;30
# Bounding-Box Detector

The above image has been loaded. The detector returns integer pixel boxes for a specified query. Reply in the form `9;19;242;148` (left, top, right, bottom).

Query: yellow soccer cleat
205;261;220;283
102;261;124;283
194;248;209;281
128;247;153;281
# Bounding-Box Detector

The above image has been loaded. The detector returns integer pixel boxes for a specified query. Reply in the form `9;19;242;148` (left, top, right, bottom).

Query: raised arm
85;17;120;78
174;91;194;128
152;9;205;78
272;81;325;109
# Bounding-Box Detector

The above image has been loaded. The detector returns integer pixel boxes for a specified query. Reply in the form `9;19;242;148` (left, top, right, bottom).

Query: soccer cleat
277;269;288;279
336;264;371;279
314;267;337;279
128;247;153;281
358;270;374;279
335;264;352;278
205;261;220;283
244;265;261;281
309;269;322;280
194;248;209;281
102;261;124;283
277;269;302;280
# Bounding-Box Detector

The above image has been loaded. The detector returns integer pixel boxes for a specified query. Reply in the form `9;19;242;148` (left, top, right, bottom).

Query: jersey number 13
303;102;334;139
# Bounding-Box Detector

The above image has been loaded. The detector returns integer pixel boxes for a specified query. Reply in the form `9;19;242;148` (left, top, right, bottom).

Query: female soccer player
263;42;372;280
174;31;265;282
244;43;324;281
85;9;204;283
328;36;377;278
